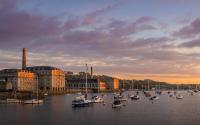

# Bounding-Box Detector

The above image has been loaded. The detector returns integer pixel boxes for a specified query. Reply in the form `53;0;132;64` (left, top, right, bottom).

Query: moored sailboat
72;64;93;107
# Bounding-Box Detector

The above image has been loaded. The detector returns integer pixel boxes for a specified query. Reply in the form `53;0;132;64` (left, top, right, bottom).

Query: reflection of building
0;69;36;92
26;66;65;93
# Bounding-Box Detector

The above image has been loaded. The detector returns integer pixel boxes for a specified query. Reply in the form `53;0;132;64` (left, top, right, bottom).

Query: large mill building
0;48;65;93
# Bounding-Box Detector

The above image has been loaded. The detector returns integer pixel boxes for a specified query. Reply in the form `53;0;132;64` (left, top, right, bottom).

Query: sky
1;0;200;83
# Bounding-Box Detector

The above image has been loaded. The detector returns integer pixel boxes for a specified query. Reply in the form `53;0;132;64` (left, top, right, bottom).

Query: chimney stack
22;48;26;70
91;66;93;78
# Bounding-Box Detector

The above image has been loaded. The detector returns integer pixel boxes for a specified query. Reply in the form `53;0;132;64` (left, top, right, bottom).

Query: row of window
68;83;98;88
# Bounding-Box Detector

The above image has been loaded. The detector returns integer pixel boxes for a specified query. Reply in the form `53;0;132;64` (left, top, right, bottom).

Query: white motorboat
149;95;159;101
176;94;183;99
92;96;104;103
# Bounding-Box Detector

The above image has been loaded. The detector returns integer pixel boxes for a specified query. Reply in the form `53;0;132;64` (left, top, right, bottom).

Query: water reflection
0;91;200;125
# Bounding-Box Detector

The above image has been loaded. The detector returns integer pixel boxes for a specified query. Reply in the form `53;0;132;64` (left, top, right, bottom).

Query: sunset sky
1;0;200;83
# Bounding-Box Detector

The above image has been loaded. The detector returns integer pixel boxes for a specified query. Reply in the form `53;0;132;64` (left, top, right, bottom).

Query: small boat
156;91;162;95
190;92;195;96
112;99;123;108
72;95;93;107
176;94;183;99
72;100;90;107
130;95;140;100
149;95;159;101
144;91;151;97
72;64;93;108
77;92;82;95
24;99;44;104
174;91;177;95
169;94;173;97
6;99;22;103
101;94;106;97
92;96;104;103
114;95;127;101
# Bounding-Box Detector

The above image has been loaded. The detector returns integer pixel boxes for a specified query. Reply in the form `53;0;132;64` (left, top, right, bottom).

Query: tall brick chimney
22;48;26;70
91;66;93;78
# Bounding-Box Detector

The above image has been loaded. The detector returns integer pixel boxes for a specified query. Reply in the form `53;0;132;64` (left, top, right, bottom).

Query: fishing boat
112;99;123;108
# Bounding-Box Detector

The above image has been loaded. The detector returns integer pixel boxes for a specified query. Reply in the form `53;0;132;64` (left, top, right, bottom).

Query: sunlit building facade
65;72;107;92
0;69;37;92
99;75;120;91
26;66;65;93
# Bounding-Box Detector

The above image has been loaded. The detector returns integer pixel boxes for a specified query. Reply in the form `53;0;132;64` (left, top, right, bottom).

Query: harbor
1;0;200;124
0;91;200;125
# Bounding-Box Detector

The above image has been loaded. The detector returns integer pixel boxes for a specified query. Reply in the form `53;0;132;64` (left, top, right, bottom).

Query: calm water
1;91;200;125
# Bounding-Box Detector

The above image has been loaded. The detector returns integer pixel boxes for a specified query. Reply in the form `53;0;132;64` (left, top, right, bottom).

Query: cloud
1;0;200;82
173;18;200;38
179;39;200;48
106;17;156;37
83;0;128;24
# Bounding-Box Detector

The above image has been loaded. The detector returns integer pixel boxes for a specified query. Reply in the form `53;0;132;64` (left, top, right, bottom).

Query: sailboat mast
37;76;38;100
85;64;88;94
132;80;134;90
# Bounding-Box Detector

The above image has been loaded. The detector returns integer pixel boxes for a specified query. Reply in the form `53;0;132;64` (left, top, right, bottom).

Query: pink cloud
173;18;200;38
83;0;128;25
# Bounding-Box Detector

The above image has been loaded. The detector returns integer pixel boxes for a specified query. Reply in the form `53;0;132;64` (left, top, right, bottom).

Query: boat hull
24;99;44;104
112;104;123;108
72;102;90;107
